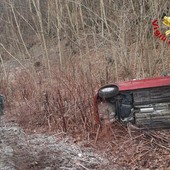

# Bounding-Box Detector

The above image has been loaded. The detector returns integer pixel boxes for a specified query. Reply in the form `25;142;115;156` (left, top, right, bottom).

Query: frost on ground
0;117;110;170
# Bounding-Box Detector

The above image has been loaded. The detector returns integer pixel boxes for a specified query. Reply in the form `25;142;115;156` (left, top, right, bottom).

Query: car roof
116;76;170;91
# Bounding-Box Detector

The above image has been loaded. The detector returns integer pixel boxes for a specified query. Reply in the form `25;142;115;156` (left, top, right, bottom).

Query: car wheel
98;85;119;98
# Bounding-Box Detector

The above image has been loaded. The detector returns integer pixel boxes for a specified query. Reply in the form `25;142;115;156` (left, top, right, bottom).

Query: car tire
98;85;119;98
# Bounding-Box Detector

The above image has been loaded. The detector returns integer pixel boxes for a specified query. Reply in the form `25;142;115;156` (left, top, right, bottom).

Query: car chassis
94;76;170;129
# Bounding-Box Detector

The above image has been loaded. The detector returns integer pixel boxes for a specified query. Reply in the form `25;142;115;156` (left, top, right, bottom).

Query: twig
95;124;101;144
129;150;149;165
78;163;90;170
152;140;170;151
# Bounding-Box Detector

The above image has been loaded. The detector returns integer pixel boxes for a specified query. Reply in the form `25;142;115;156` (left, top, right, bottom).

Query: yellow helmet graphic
162;16;170;35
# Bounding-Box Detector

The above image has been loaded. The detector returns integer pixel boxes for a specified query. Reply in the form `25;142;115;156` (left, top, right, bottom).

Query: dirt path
0;117;110;170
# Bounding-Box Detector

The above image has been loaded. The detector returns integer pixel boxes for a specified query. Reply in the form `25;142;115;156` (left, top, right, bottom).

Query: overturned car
94;76;170;129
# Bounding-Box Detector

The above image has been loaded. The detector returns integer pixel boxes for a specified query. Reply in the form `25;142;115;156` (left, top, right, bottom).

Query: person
0;95;4;116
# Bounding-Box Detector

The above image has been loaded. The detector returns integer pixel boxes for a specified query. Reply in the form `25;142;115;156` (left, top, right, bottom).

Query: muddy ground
0;116;120;170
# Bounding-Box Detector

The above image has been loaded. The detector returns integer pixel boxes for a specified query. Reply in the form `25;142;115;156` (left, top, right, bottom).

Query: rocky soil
0;116;111;170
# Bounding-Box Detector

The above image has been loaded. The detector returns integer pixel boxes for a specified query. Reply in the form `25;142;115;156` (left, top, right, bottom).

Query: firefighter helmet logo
162;16;170;36
152;15;170;44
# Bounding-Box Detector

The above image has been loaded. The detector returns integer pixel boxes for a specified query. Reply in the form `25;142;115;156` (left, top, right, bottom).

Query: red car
94;76;170;129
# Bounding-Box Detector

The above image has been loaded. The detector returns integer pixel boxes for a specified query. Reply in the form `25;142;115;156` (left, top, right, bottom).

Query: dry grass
6;60;98;133
95;122;170;169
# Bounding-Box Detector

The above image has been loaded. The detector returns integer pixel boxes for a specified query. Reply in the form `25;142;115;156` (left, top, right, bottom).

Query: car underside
94;76;170;129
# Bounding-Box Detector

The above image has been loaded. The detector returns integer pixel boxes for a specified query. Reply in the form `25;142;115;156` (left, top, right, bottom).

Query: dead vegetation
0;0;170;169
95;123;170;169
